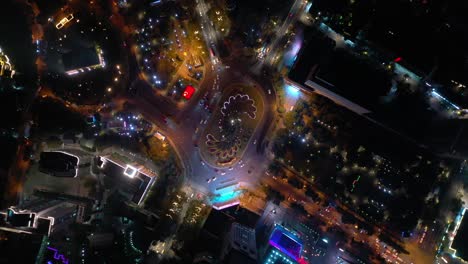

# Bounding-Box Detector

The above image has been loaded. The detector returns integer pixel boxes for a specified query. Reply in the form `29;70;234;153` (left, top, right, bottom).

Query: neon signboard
182;85;195;100
124;164;139;178
47;247;69;264
269;226;303;261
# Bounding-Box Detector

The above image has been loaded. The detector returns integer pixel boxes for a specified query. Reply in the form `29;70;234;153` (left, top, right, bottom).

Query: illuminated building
124;164;139;178
268;225;303;261
287;26;391;116
293;222;326;260
0;206;55;237
5;207;36;228
448;207;468;261
55;14;74;29
264;248;299;264
0;47;15;78
261;225;305;264
197;206;260;260
63;46;106;76
98;155;157;205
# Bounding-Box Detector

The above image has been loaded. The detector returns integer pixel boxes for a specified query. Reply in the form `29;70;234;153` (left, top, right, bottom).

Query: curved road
127;52;277;199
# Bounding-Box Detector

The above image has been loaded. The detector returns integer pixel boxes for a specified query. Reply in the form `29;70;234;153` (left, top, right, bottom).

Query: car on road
209;47;216;57
154;131;166;141
207;176;217;183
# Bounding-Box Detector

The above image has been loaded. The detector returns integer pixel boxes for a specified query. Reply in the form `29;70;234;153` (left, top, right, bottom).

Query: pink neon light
47;247;69;264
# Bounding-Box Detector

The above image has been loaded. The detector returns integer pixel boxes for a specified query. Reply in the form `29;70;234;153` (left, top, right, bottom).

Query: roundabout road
126;38;277;202
197;82;264;168
117;0;280;201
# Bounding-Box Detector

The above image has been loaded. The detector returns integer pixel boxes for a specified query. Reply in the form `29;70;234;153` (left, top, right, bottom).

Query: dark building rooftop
35;0;67;20
39;151;79;177
6;208;35;228
288;26;468;156
0;228;45;264
223;250;257;264
310;0;468;88
203;209;234;239
221;205;260;229
62;46;100;72
199;206;260;257
221;223;257;263
288;27;391;115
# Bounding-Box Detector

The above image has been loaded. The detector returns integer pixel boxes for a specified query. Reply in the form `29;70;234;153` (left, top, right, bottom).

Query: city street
128;55;276;200
256;0;308;69
3;0;468;263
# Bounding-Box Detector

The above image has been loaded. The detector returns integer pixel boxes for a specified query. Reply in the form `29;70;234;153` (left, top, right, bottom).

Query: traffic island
199;84;264;168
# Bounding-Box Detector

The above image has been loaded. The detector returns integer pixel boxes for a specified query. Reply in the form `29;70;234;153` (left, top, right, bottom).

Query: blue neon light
47;247;69;264
431;90;460;110
264;248;296;264
345;39;355;48
285;84;300;97
269;226;303;261
211;190;242;204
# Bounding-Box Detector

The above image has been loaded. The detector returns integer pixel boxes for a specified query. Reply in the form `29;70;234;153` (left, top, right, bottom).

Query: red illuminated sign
183;85;195;100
